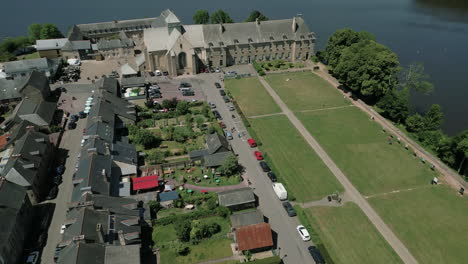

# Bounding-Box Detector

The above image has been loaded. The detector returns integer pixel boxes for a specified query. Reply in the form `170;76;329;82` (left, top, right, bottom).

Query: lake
1;0;467;135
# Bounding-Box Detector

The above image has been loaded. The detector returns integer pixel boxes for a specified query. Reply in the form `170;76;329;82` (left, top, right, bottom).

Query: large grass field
225;77;281;116
265;71;351;111
368;186;468;264
248;115;343;201
296;107;437;195
303;203;403;264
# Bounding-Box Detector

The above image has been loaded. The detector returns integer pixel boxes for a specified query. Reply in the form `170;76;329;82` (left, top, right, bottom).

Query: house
230;209;264;229
95;32;135;59
121;76;146;100
218;187;256;211
0;179;33;264
143;10;314;76
132;175;159;193
189;133;233;168
61;40;92;60
104;244;141;264
36;38;69;58
0;77;27;104
157;190;180;208
235;222;273;253
1;130;54;200
3;58;60;79
56;242;141;264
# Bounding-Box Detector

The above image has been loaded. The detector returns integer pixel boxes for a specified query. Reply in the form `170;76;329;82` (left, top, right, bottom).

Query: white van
272;183;287;200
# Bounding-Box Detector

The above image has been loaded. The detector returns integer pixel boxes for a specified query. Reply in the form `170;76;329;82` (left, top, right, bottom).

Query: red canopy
133;175;159;191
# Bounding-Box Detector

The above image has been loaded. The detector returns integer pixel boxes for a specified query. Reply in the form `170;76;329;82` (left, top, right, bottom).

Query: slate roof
16;99;56;126
121;63;138;76
230;210;264;229
120;76;146;88
218;187;255;208
62;40;92;51
158;190;179;202
96;38;134;50
104;244;141;264
77;193;149;219
0;77;26;101
236;223;273;251
206;133;230;155
95;77;120;96
0;179;28;210
112;141;137;166
57;242;106;264
4;58;58;74
204;151;232;167
36;38;68;50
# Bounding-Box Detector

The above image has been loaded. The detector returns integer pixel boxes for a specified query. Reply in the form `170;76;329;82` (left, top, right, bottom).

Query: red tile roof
132;175;159;191
236;223;273;251
0;134;11;150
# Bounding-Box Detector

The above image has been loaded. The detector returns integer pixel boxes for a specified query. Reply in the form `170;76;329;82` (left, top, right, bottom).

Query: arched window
178;52;187;69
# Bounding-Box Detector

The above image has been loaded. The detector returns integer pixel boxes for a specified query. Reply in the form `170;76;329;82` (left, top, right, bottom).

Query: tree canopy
424;104;444;131
400;62;434;95
376;90;409;123
28;23;43;41
193;10;210;24
245;10;269;22
39;23;64;39
211;10;234;24
219;154;238;176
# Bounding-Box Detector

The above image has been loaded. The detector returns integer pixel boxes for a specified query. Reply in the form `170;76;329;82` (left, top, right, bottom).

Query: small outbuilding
235;222;273;253
230;209;264;229
158;190;180;208
218;187;255;211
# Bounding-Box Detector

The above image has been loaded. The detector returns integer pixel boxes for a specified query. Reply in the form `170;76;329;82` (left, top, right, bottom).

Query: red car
219;122;226;129
248;139;257;147
254;151;264;160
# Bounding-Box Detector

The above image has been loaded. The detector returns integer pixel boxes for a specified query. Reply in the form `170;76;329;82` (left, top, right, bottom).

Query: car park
267;171;277;182
259;161;270;172
283;202;297;217
254;151;264;160
308;246;326;264
247;139;257;147
215;82;221;88
297;225;311;241
219;89;226;96
26;251;40;264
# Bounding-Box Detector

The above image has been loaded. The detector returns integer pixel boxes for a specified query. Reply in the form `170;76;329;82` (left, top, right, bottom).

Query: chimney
11;154;21;159
292;17;297;33
219;24;225;34
96;223;105;243
72;235;85;242
256;18;260;25
35;138;45;143
29;150;40;156
87;148;97;154
26;125;35;131
118;230;126;245
23;163;35;169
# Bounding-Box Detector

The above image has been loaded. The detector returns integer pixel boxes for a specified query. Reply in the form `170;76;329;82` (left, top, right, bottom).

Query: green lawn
304;203;403;264
159;237;233;264
249;115;343;201
265;71;351;111
368;186;468;264
225;77;281;116
296;107;437;195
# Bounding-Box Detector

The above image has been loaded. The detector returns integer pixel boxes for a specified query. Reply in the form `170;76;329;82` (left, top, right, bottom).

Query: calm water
2;0;468;135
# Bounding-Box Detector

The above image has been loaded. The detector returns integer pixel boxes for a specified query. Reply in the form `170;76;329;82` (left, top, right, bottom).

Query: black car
162;71;169;76
54;246;62;262
67;121;76;130
53;174;63;185
215;82;222;88
223;96;230;103
70;114;79;122
180;82;192;88
78;111;87;119
212;110;222;120
219;89;226;96
308;246;326;264
259;161;270;172
46;185;59;200
282;202;297;217
56;165;65;175
267;172;277;182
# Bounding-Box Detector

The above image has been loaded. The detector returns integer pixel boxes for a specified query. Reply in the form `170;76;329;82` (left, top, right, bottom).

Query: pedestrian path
258;76;418;264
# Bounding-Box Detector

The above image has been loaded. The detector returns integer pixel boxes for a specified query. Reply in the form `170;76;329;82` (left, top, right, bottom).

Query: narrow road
258;76;418;264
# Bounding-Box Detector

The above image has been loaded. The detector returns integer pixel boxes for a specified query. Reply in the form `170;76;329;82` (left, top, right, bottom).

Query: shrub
174;244;190;256
174;219;192;242
215;206;231;218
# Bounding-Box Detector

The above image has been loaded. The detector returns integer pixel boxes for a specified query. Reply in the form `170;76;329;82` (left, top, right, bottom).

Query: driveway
40;88;92;263
197;73;317;264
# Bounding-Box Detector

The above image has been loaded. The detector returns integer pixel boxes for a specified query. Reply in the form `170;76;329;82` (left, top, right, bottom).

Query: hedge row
155;206;230;226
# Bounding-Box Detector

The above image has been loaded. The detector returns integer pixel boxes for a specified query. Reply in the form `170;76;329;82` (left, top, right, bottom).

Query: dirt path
258;76;418;264
313;64;466;191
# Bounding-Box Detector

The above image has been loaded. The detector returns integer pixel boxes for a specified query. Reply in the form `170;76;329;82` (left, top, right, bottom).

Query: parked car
155;70;162;76
219;122;226;129
215;68;221;73
60;224;66;234
254;151;264;160
283;202;297;217
209;102;216;109
179;82;192;88
297;225;311;241
26;251;40;264
259;161;270;172
223;96;230;103
308;246;326;264
54;246;63;262
182;90;195;96
267;171;277;182
70;114;79;122
227;70;237;75
225;131;233;140
162;71;169;76
56;165;65;175
148;71;155;77
53;175;62;185
219;89;226;96
247;139;257;147
212;110;222;120
229;105;235;111
67;121;76;130
78;111;87;119
215;82;222;88
46;185;59;200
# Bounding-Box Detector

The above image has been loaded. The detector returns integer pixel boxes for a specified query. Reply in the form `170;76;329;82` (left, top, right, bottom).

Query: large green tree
406;113;426;133
174;219;192;242
39;23;64;39
245;10;269;22
132;129;161;149
219;154;238;176
28;23;43;41
322;28;374;68
376;90;409;123
211;10;234;24
333;40;400;99
424;104;444;131
400;62;434;95
193;10;210;24
456;138;468;173
176;100;190;115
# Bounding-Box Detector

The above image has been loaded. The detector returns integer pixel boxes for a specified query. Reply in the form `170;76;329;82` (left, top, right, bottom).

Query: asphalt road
193;73;316;264
40;89;91;264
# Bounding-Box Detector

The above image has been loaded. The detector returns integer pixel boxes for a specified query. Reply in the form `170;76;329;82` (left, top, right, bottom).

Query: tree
39;23;64;39
175;244;190;256
417;130;445;152
376;90;409;123
146;150;165;165
322;28;375;68
193;10;210;24
28;23;43;41
406;113;426;133
424;104;444;131
219;154;238;176
195;116;205;128
147;200;162;215
245;10;269;22
162;99;172;109
176;100;190;115
437;137;457;166
333;40;400;99
132;129;161;149
174;219;191;242
456;138;468;173
211;10;234;24
400;62;434;95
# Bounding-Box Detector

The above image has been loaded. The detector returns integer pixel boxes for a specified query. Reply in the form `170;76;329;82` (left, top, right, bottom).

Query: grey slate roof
158;191;179;202
79;193;149;219
57;242;106;264
218;187;255;207
36;38;68;50
0;77;26;101
96;38;134;50
206;133;230;155
4;58;58;74
62;40;91;51
0;180;28;210
230;209;264;228
104;244;140;264
16;99;56;126
204;151;233;167
95;77;120;96
120;76;146;88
